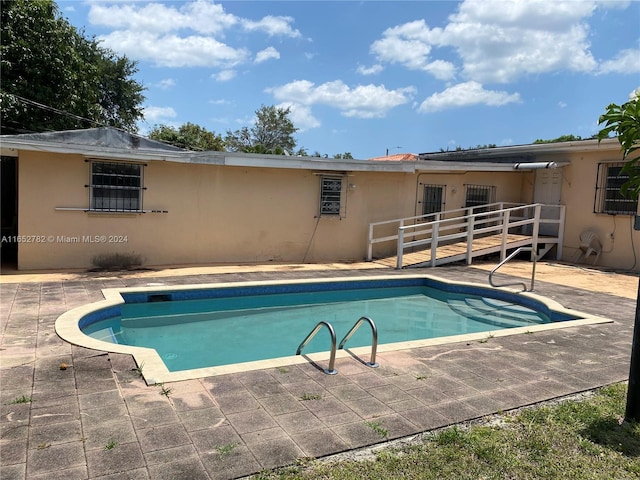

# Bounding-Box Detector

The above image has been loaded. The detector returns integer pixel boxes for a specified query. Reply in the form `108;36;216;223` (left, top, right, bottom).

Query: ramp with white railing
367;203;565;269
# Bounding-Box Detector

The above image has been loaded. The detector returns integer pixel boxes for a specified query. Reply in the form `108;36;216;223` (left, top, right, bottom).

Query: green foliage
104;440;118;451
333;152;354;159
225;105;298;154
148;122;225;151
8;394;31;404
300;393;322;401
533;134;591;144
0;0;144;134
598;88;640;198
216;442;240;458
365;420;388;438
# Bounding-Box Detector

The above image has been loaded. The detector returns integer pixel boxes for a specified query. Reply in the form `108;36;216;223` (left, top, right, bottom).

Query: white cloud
418;81;521;113
143;105;178;123
255;47;280;64
241;15;301;38
89;0;300;68
98;31;249;68
155;78;176;90
370;20;455;80
357;64;384;75
276;102;321;131
213;70;236;82
598;48;640;75
368;0;612;83
267;80;416;119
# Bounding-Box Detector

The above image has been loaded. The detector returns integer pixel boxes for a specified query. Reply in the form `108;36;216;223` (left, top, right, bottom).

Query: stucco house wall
15;148;529;270
560;150;638;270
5;130;637;271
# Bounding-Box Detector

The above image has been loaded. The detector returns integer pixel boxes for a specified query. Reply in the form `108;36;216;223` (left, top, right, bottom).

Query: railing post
465;214;474;264
531;204;541;261
500;210;510;261
367;223;374;261
396;228;404;269
557;205;566;260
431;222;439;267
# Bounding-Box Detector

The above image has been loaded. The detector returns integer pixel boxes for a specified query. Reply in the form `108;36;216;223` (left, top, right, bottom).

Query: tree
0;0;144;134
148;123;225;151
225;105;297;154
334;152;354;159
597;87;640;422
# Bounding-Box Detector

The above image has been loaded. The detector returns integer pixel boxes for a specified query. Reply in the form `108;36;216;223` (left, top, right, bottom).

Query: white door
534;168;563;235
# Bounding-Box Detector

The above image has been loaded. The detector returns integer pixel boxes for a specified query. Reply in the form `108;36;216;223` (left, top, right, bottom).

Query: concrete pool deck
1;261;638;479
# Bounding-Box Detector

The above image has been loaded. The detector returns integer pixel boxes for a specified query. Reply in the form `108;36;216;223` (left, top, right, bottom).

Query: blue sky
60;0;639;159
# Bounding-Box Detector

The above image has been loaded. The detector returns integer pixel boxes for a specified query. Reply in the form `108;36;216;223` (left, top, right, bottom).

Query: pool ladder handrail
296;321;338;375
489;246;536;292
339;316;379;368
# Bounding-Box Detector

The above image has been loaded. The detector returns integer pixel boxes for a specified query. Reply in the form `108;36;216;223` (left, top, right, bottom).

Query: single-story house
0;128;637;271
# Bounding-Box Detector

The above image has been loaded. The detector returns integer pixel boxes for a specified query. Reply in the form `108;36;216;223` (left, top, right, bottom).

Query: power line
6;93;110;129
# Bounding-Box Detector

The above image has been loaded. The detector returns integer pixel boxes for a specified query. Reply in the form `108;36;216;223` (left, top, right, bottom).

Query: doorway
1;156;18;266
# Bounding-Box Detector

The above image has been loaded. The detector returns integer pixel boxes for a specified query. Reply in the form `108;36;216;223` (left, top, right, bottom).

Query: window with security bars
464;184;496;211
319;175;346;217
421;184;445;216
595;162;638;215
90;161;143;212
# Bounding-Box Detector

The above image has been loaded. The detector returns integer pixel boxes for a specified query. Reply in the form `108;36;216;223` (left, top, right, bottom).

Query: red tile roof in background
368;153;418;161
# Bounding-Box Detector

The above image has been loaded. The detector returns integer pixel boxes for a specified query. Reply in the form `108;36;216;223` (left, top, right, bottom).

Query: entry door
533;168;562;236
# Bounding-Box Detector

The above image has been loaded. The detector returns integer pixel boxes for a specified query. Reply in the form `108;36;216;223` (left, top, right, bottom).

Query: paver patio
1;262;637;479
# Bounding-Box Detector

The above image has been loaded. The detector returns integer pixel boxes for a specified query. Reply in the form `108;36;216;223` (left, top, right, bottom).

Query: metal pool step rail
296;317;380;374
339;316;379;368
489;246;536;292
296;321;338;375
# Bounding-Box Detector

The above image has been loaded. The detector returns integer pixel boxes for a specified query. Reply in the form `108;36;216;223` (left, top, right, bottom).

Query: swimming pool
55;275;610;384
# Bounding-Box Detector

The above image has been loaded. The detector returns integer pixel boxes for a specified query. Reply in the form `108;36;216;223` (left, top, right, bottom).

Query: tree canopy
0;0;145;134
225;105;298;154
148;123;225;151
598;87;640;197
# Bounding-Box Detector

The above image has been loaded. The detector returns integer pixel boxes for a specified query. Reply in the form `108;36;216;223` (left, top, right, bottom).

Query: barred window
465;184;496;210
595;162;638;215
421;184;445;216
319;175;346;217
90;161;143;212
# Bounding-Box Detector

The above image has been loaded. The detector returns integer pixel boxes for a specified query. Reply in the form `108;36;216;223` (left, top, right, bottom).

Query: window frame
89;160;145;213
421;184;446;217
318;174;347;218
594;162;638;215
464;184;496;210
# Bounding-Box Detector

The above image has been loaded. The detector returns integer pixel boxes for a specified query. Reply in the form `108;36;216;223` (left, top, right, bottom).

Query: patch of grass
216;442;240;458
300;393;322;401
8;395;32;404
104;440;118;451
134;362;144;377
158;383;173;397
365;420;388;439
276;366;289;374
415;375;428;381
478;333;494;344
251;383;640;480
36;443;50;450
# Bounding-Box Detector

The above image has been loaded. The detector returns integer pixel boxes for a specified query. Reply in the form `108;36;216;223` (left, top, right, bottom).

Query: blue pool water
79;277;577;372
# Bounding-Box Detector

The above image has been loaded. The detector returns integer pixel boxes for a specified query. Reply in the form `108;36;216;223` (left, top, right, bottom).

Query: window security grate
464;184;496;210
90;161;143;212
319;176;345;217
421;184;446;216
595;162;638;215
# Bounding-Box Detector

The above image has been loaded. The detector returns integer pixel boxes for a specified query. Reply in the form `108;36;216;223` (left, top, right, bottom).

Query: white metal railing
366;203;566;269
